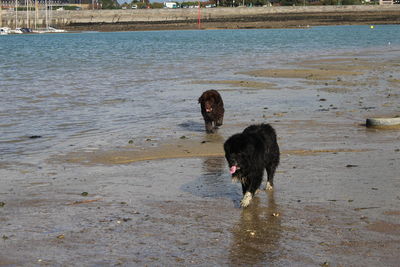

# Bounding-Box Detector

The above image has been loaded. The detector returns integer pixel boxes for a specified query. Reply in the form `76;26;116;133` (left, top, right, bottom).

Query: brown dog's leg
205;120;214;133
216;116;223;127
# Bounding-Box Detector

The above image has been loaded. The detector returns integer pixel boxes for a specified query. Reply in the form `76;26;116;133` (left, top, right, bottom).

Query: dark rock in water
29;135;42;139
360;106;376;111
346;164;358;168
366;117;400;127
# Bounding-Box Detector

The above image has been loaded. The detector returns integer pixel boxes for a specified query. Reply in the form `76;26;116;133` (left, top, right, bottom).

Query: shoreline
2;6;400;32
63;9;400;32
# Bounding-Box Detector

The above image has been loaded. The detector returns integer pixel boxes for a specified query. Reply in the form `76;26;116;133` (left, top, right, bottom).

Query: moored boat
0;27;11;35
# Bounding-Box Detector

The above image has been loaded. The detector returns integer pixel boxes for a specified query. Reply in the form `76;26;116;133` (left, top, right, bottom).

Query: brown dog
198;90;224;133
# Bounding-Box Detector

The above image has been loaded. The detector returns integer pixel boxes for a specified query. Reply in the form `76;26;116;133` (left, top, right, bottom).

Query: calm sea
1;25;399;163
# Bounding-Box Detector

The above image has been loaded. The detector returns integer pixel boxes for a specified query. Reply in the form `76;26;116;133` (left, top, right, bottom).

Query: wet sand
1;52;400;266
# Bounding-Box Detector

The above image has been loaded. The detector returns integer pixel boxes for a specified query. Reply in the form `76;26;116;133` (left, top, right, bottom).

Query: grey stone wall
1;5;400;29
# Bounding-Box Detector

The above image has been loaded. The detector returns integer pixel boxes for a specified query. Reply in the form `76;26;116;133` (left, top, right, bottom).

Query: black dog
198;90;224;133
224;124;280;207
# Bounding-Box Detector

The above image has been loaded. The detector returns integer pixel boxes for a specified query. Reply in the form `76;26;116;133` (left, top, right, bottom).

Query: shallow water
1;25;400;163
1;26;400;266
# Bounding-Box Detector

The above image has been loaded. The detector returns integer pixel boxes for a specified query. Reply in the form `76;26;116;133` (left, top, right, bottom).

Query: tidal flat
1;47;400;266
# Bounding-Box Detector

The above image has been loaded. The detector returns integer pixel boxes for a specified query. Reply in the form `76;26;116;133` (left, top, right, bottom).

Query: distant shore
2;5;399;31
61;6;400;32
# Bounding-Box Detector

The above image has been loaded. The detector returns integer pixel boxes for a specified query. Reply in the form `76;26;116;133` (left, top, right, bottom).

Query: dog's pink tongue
230;166;237;174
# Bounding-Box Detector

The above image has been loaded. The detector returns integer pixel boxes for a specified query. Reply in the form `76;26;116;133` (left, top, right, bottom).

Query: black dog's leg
265;166;276;190
240;175;262;208
241;183;248;195
240;182;252;208
249;174;263;196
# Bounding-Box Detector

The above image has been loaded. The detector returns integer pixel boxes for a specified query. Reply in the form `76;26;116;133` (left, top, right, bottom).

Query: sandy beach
1;49;400;265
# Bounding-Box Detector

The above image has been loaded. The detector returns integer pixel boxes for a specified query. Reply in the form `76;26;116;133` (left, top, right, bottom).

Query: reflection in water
181;156;241;201
199;156;225;195
199;156;242;201
201;156;225;176
177;120;204;132
202;131;225;144
229;191;282;266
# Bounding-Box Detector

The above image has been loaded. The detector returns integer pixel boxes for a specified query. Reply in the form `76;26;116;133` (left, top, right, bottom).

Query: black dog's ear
198;95;203;104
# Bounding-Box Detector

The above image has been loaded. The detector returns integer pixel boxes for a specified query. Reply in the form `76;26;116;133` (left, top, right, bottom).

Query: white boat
0;27;11;35
2;27;34;34
32;29;48;34
10;28;24;34
47;26;66;33
32;27;67;34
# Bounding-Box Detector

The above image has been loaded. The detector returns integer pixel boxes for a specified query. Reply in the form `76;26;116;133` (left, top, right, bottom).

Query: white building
164;2;178;8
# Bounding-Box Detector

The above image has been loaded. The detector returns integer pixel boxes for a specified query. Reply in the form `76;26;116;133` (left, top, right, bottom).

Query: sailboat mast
0;0;2;28
25;0;28;28
45;0;48;29
15;0;18;29
34;0;37;29
49;0;51;28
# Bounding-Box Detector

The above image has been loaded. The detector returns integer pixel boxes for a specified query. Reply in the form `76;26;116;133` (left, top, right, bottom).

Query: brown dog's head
198;90;222;113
